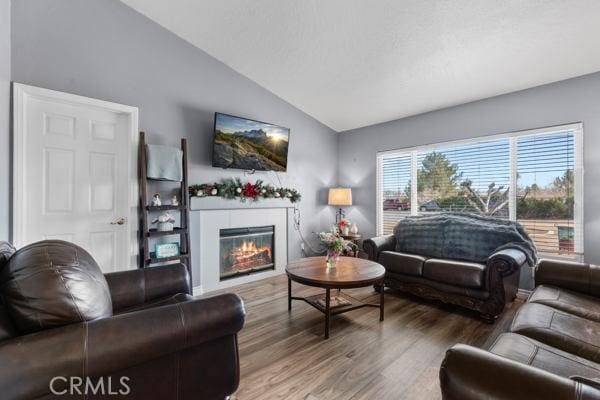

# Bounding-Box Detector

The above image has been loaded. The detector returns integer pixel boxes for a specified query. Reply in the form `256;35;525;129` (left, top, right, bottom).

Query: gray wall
0;0;10;241
11;0;338;285
338;71;600;288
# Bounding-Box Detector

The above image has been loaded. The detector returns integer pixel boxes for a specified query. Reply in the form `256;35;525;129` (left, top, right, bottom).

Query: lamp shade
328;187;352;206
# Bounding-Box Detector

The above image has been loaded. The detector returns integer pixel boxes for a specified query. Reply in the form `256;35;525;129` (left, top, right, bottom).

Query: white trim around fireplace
190;206;289;293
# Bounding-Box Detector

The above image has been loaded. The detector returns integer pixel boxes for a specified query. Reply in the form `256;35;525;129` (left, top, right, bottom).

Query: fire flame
231;240;272;263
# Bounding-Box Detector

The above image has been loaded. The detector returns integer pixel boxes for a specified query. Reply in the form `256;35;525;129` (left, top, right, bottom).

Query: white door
13;84;139;272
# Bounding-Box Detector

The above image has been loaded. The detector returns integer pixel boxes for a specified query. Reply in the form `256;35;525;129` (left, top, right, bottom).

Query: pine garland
189;178;301;203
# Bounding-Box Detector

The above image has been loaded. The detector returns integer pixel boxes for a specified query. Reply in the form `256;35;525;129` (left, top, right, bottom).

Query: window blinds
416;138;510;218
377;124;583;259
379;152;412;235
516;130;580;257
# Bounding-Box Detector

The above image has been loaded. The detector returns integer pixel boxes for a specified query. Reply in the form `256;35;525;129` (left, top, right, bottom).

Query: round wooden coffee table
286;256;385;339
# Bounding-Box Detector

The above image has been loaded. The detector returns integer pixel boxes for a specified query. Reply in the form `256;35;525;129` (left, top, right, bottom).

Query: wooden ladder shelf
138;132;192;281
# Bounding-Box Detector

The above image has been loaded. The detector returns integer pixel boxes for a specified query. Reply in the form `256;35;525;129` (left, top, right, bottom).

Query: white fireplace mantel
190;196;296;211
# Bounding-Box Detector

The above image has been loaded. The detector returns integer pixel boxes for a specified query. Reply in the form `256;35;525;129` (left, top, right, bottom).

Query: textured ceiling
121;0;600;132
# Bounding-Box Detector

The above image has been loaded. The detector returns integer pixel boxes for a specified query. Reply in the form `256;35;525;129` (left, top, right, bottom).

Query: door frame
12;83;139;268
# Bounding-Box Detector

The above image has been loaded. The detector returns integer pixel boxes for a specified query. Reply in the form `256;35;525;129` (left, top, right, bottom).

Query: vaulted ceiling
121;0;600;132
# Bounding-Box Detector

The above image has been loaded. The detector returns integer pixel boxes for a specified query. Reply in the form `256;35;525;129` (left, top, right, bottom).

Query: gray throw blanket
393;213;538;267
146;144;183;182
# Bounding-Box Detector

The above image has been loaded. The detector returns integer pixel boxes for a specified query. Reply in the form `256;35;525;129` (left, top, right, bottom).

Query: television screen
212;113;290;172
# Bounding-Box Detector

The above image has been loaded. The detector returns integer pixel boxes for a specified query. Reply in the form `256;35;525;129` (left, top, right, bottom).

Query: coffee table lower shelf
294;292;378;316
288;284;384;339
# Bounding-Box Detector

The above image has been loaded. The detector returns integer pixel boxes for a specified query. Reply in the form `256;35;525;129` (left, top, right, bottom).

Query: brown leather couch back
0;240;113;334
0;242;17;340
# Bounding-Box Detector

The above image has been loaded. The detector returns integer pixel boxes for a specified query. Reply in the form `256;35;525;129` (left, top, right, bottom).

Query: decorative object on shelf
189;178;301;203
155;242;180;259
350;223;359;235
318;232;357;270
152;212;176;232
315;296;352;308
170;195;179;206
328;187;352;223
337;218;351;236
152;193;162;206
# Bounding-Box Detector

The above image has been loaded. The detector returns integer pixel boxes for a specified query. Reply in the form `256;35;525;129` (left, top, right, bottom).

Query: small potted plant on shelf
318;232;357;270
152;212;175;232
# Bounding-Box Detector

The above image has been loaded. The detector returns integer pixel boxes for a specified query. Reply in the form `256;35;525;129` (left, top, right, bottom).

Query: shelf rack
138;132;191;282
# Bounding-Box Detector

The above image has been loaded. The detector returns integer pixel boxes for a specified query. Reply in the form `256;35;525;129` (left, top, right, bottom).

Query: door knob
110;217;126;225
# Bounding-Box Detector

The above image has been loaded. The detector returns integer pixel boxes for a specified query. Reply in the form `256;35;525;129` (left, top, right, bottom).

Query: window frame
376;123;584;259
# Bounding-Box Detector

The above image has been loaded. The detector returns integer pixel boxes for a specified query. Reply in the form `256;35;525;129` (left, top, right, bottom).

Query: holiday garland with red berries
189;178;301;203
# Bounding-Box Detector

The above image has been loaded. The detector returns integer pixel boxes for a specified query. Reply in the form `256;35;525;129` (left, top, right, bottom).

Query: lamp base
335;208;345;224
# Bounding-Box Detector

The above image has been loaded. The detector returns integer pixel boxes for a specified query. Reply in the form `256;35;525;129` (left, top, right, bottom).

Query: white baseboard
517;288;532;300
193;285;203;296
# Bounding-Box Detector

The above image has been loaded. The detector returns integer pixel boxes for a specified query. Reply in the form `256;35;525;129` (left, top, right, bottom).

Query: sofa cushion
511;303;600;363
422;258;486;289
529;285;600;322
0;240;113;334
490;333;600;380
378;251;425;277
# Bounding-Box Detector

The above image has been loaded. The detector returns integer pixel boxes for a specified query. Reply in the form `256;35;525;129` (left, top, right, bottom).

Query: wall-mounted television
212;112;290;172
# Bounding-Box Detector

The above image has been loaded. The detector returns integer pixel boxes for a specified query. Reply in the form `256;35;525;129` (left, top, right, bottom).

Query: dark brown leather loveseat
364;235;527;322
440;259;600;400
0;240;246;400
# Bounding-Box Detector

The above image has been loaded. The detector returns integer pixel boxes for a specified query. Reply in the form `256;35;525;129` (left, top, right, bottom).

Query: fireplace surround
190;198;291;294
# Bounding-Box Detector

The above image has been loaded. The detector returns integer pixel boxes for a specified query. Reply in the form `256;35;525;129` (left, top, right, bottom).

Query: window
376;123;583;259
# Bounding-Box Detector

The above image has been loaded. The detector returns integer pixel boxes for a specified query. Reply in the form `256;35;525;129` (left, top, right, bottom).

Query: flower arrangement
189;178;301;203
337;218;350;233
318;232;357;269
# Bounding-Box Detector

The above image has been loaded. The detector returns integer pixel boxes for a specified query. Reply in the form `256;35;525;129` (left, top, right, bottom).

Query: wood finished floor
218;274;521;400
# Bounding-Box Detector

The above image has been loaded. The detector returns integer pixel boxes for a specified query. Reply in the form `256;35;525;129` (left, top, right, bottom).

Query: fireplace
220;225;275;280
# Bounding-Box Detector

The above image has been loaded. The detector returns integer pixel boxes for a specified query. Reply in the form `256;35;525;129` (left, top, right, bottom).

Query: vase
350;223;359;235
326;250;340;270
342;226;350;236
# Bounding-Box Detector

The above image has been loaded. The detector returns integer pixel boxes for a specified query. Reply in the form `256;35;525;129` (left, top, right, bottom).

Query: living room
2;1;600;399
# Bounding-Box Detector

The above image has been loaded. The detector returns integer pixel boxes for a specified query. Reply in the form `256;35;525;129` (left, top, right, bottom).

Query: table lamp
328;187;352;223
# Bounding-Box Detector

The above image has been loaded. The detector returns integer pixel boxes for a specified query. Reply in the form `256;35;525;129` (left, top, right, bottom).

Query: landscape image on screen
212;113;290;171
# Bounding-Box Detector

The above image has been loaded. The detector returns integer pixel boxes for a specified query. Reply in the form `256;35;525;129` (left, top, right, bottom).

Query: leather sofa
364;234;527;321
440;259;600;400
0;240;246;400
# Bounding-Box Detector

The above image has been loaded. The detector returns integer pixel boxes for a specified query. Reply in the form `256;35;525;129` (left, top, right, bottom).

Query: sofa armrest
105;263;191;311
363;235;396;261
487;248;527;277
440;344;600;400
0;293;245;399
536;259;600;297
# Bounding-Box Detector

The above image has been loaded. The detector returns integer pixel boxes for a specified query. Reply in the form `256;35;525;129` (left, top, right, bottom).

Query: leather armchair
440;344;600;400
0;246;246;400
